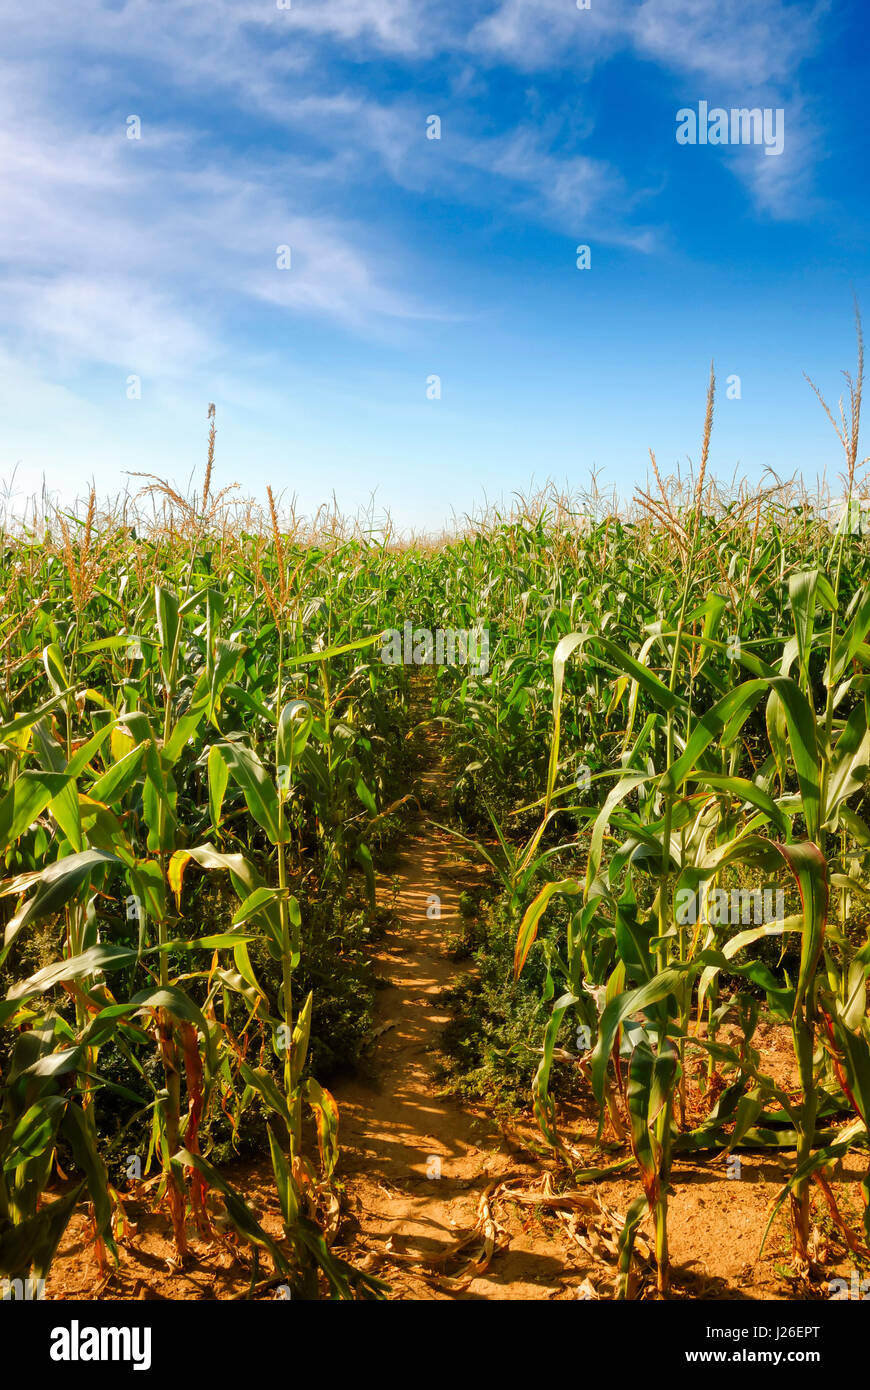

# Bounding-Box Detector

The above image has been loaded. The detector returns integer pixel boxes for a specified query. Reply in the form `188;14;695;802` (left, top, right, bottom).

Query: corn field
3;340;870;1305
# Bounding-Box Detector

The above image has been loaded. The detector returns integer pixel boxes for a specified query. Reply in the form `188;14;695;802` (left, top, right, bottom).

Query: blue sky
1;0;868;533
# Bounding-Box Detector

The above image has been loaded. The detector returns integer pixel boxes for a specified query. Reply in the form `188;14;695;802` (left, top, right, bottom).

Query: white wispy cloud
469;0;619;71
469;0;824;85
0;0;832;397
470;0;828;217
451;124;656;248
631;0;824;87
0;60;444;378
278;0;435;53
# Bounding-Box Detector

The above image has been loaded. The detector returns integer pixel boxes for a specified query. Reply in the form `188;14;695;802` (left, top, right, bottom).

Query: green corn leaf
0;772;70;853
155;585;180;685
303;1076;339;1179
207;743;229;831
238;1060;293;1128
1;849;122;964
267;1124;300;1229
212;742;282;844
514;879;581;978
173;1147;290;1274
0;1182;84;1279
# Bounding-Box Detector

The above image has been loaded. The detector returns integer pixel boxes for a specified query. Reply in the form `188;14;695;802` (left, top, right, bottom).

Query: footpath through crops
3;341;870;1300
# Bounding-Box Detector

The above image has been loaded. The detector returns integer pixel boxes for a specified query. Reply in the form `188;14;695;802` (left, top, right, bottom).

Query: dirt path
331;744;572;1299
41;722;575;1302
330;731;862;1303
42;720;859;1301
